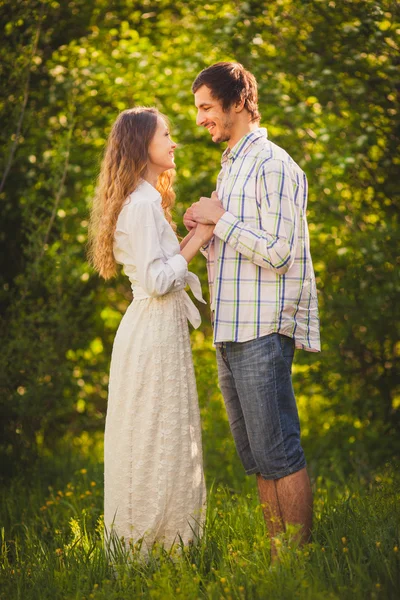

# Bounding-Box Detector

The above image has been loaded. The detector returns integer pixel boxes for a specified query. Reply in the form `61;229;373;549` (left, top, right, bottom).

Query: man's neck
227;120;260;150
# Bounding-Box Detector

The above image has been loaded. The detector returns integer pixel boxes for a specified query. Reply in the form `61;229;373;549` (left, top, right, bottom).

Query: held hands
183;205;198;230
183;191;225;231
193;222;215;245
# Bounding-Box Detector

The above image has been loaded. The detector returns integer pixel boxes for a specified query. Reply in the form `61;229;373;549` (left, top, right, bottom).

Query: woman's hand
179;223;215;263
193;222;215;245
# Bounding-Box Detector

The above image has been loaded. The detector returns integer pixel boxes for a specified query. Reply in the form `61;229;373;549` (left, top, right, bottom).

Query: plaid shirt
204;128;320;352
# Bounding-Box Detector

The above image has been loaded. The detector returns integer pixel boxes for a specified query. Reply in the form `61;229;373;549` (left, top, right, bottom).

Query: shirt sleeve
127;200;188;296
200;237;213;258
213;159;299;275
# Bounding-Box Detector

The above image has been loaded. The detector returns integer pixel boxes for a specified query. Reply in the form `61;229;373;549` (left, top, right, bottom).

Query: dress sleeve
127;200;188;297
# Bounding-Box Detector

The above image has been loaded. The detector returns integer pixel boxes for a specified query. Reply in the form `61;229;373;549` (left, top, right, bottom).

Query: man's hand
183;205;197;231
191;191;225;225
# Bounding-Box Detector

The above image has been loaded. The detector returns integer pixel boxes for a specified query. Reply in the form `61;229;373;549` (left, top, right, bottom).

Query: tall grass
1;453;399;599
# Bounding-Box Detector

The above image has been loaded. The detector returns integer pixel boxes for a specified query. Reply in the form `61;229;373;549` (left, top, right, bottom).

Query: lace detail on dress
104;290;206;554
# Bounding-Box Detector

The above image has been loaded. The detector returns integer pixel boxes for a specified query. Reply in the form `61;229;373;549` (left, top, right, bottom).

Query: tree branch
0;3;45;194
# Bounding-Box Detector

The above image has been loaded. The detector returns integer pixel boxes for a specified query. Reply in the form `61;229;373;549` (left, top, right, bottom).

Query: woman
88;107;214;554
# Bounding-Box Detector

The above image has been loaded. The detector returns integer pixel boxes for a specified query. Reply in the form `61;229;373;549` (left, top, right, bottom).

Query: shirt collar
221;127;268;165
138;178;162;203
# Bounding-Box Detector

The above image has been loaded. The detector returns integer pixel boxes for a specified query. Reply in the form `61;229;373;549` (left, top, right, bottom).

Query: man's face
194;85;236;144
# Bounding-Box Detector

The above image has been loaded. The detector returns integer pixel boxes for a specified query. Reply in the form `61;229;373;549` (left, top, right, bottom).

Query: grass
0;452;399;599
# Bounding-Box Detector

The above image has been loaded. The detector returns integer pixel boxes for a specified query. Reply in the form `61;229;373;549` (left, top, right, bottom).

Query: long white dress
104;180;206;554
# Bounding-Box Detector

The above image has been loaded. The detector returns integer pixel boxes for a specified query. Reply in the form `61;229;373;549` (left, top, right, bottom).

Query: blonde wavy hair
88;107;176;279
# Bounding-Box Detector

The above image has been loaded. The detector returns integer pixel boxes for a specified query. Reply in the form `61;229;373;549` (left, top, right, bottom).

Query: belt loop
220;341;227;360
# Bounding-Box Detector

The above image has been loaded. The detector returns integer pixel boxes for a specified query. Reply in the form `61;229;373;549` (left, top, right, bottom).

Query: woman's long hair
88;107;176;280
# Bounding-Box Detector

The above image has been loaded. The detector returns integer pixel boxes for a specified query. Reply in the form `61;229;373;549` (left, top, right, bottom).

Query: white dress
104;180;206;553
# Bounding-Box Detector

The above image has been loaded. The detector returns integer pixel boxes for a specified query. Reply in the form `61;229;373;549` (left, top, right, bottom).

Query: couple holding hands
88;62;320;559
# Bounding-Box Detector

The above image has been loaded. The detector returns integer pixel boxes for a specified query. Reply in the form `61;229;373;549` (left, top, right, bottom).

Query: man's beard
213;116;233;144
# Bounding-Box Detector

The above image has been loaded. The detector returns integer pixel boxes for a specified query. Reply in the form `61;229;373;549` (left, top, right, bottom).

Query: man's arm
193;160;299;275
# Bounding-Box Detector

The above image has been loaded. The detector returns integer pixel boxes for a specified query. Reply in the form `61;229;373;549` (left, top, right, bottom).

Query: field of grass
1;449;399;600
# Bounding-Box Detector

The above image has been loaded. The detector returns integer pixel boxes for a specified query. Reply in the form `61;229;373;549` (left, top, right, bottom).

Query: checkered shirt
204;128;320;351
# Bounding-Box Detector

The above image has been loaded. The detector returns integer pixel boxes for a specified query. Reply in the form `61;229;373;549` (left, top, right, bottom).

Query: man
184;62;320;555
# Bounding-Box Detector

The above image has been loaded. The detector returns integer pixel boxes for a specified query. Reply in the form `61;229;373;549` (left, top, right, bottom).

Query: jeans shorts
216;333;306;480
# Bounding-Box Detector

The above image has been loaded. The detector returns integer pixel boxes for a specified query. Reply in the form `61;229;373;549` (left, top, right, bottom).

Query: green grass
1;453;399;599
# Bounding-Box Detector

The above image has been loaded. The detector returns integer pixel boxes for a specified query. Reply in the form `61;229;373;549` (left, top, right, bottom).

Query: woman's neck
143;168;159;189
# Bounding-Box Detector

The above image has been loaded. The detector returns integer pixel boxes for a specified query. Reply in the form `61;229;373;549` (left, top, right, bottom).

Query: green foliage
0;0;399;473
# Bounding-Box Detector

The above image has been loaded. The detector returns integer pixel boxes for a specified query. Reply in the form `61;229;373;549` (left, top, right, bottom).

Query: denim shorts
216;333;306;480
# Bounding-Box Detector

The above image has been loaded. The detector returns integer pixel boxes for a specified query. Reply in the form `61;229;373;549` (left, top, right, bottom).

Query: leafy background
0;0;399;490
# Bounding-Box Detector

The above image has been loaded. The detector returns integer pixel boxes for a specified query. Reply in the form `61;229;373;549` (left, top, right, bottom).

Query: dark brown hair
192;62;261;122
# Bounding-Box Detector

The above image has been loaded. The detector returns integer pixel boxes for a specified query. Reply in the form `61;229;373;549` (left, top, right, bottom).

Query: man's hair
192;62;261;122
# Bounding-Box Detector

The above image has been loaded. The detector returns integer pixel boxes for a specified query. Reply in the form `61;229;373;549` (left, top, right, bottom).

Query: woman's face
147;116;177;175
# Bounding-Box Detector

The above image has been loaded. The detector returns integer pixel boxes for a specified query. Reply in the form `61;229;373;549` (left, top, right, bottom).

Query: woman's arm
128;201;214;297
180;223;215;264
179;227;197;251
128;200;189;297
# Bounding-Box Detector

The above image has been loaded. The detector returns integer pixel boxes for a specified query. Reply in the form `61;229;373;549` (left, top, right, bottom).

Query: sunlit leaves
0;0;399;469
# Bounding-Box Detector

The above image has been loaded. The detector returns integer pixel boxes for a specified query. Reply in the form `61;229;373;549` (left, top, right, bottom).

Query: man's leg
223;333;312;554
257;467;313;550
256;474;284;558
215;344;260;478
276;467;313;543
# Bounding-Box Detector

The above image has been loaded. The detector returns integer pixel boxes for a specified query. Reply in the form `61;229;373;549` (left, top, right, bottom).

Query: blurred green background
0;0;399;488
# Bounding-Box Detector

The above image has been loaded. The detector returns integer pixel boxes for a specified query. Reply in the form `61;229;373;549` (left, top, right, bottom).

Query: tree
1;0;398;475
